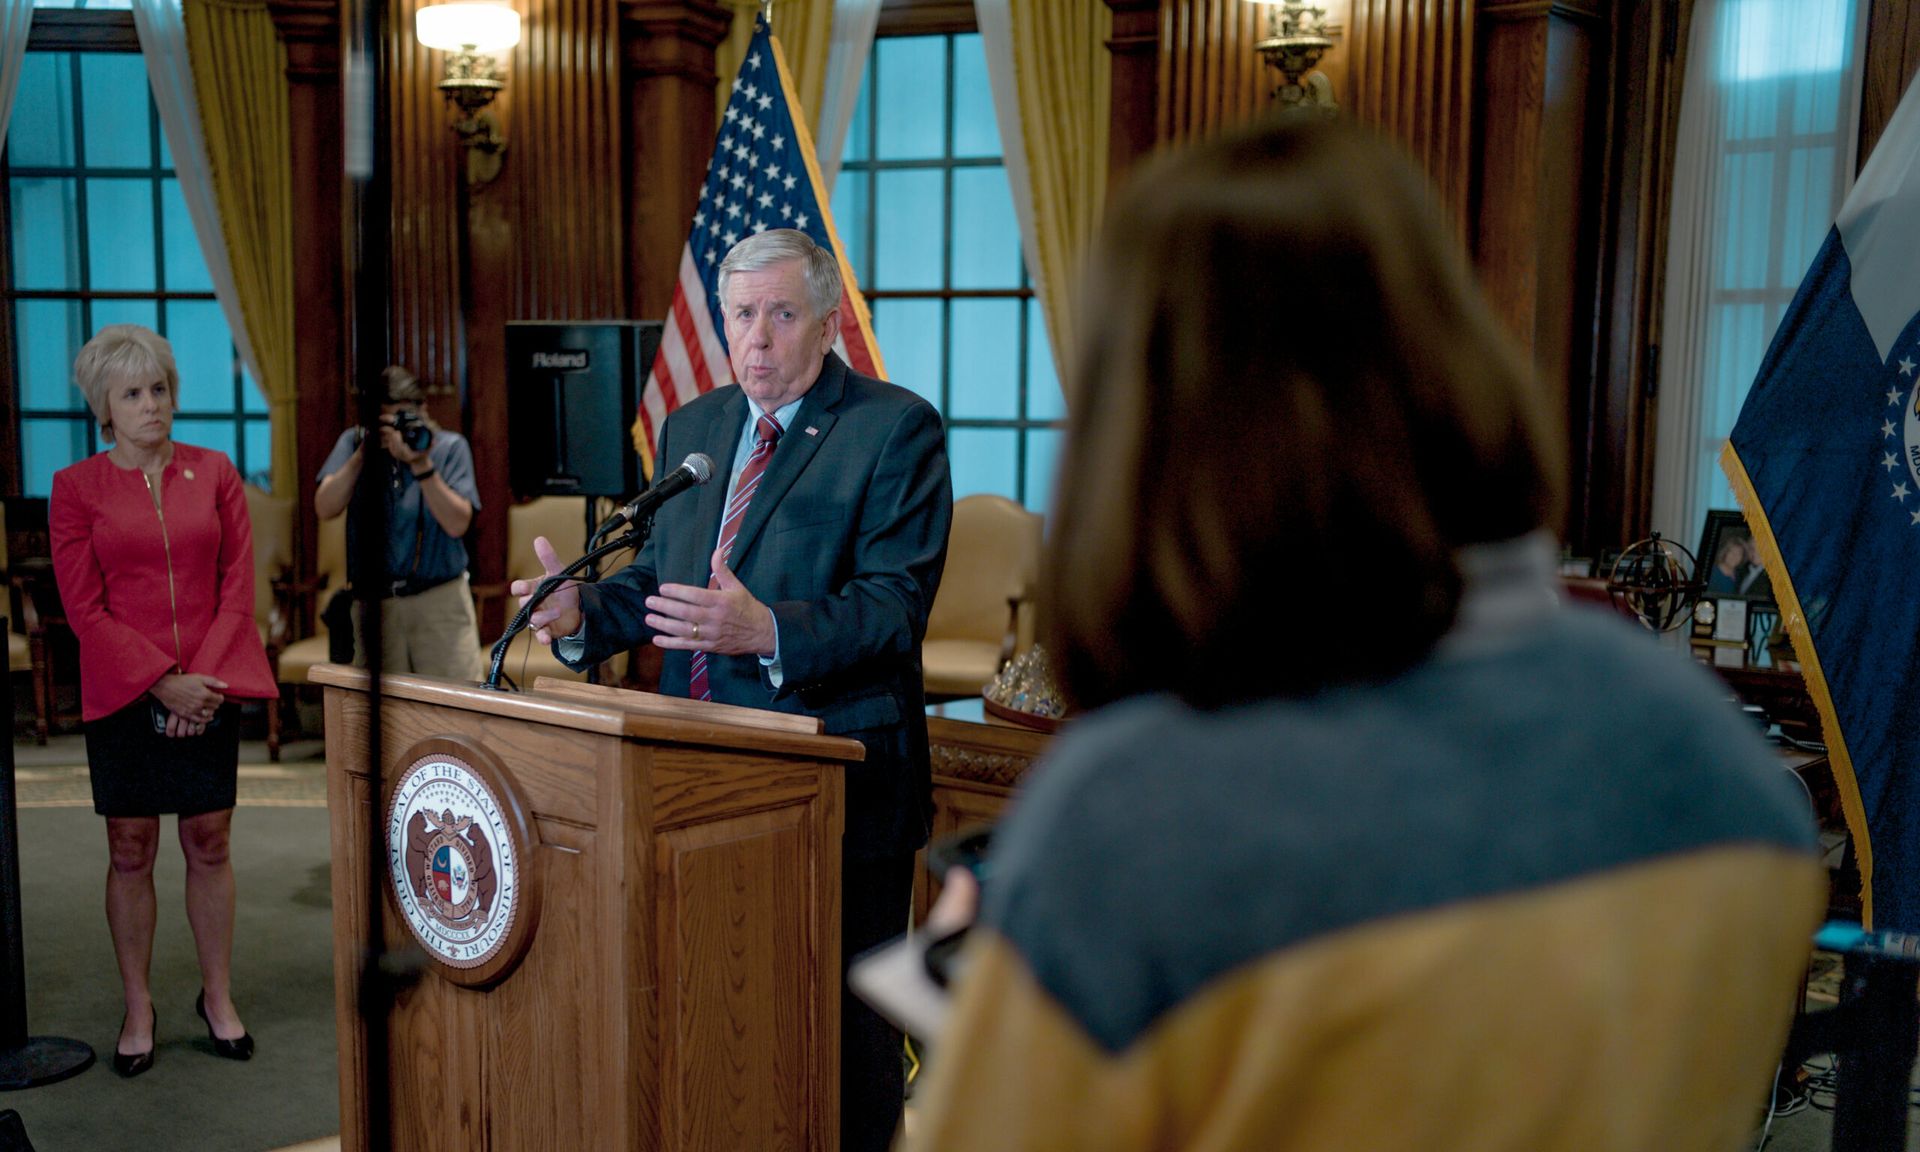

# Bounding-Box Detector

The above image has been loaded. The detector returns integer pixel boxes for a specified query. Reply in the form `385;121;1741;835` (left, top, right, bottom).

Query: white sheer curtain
972;0;1043;298
815;0;880;189
1652;0;1866;552
0;0;31;145
129;0;264;398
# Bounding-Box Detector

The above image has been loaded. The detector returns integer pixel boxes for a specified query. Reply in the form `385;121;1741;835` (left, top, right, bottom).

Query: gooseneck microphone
486;452;717;691
601;453;716;535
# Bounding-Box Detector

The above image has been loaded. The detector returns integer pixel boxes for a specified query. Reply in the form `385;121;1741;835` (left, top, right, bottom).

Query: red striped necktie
689;413;782;701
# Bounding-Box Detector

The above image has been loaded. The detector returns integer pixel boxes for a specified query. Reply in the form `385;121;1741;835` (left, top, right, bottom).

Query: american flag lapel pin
805;426;819;437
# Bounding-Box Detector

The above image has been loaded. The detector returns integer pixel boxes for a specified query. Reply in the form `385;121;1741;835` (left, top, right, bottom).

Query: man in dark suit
515;229;952;1152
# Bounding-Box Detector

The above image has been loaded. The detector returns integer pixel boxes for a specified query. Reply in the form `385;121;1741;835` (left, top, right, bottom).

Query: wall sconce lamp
1246;1;1341;116
415;1;522;185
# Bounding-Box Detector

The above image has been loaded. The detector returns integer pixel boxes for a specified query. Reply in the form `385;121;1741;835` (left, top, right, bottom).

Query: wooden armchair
2;500;66;744
473;496;592;686
922;494;1044;703
268;514;349;760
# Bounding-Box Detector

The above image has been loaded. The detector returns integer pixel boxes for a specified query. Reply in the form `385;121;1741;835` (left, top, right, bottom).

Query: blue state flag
1725;74;1920;929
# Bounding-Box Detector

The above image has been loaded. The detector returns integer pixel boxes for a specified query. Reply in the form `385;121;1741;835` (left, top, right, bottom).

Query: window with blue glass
831;32;1064;514
7;21;265;498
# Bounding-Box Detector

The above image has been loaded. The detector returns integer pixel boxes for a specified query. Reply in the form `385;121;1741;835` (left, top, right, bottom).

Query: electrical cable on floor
1755;1061;1784;1151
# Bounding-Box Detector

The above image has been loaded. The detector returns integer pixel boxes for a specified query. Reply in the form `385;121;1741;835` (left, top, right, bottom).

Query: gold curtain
1007;0;1110;396
717;0;832;127
182;0;296;496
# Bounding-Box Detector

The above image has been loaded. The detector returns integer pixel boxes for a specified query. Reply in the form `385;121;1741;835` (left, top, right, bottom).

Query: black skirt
83;698;241;818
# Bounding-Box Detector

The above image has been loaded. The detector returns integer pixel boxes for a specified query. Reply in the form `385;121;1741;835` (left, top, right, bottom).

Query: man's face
722;259;838;410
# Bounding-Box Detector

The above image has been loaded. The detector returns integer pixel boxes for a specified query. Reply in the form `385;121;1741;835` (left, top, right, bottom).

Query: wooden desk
917;715;1053;919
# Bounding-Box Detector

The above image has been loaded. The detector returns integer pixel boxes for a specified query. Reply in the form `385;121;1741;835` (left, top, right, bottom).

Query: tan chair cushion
276;633;333;686
482;496;593;682
7;630;28;674
922;638;1004;698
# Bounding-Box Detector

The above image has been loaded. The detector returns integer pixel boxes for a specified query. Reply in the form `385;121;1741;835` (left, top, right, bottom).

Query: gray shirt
318;427;481;591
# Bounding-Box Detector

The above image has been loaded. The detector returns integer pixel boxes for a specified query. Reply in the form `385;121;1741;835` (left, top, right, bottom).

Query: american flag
633;18;885;478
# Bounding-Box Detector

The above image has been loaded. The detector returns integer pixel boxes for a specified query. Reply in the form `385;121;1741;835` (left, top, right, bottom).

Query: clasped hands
151;673;228;739
511;536;777;657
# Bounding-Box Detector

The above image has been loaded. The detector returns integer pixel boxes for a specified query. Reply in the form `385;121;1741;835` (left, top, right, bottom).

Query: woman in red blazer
50;325;276;1078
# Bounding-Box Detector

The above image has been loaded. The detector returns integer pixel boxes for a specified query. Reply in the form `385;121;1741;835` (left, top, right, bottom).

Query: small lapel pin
183;469;195;480
805;426;818;437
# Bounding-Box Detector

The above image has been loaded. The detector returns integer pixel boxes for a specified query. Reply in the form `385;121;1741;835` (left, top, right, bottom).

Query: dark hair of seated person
1046;118;1566;712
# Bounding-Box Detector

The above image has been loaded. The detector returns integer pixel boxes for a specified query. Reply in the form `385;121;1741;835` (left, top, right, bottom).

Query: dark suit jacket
564;352;953;858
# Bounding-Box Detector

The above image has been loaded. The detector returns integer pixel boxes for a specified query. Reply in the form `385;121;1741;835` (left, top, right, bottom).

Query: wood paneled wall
1860;0;1920;169
1345;0;1473;236
1153;0;1266;145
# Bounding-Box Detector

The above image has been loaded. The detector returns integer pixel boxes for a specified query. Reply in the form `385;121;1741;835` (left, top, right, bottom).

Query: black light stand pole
0;616;94;1089
345;3;403;1146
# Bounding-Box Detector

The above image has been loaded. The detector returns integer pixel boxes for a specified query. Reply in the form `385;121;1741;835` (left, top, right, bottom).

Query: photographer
314;365;482;680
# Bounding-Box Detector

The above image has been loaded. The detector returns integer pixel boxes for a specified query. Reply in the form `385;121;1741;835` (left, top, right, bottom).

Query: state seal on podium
384;737;541;986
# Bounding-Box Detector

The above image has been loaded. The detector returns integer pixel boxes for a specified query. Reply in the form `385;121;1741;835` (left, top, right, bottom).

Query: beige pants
350;573;483;681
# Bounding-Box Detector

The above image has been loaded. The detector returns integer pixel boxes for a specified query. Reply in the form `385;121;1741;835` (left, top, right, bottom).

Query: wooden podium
312;666;865;1151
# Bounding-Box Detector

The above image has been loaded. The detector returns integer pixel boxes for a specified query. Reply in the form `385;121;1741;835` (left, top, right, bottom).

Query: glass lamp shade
415;2;522;53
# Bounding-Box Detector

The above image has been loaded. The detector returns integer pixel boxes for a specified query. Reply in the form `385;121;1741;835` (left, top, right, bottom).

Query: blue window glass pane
948;299;1019;420
873;169;943;290
22;418;93;497
80;0;134;9
952;34;1001;158
11;178;81;289
1717;152;1772;291
80;55;151;168
242;419;271;485
161;178;213;291
1781;145;1834;287
158;110;173;169
86;178;157;290
90;297;159;333
1026;298;1064;421
875;37;946;161
950;166;1021;290
842;62;871;163
871;298;942;411
16;300;84;411
12;54;76;167
832;169;870;285
163;300;236;409
948;427;1016;501
241;362;268;413
172;417;236;463
1023;427;1060;514
29;0;83;10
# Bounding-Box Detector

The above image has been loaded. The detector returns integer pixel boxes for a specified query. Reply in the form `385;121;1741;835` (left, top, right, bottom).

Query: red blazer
51;443;276;721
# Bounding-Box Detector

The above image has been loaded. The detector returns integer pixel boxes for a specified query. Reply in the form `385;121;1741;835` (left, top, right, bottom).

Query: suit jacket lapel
726;353;846;573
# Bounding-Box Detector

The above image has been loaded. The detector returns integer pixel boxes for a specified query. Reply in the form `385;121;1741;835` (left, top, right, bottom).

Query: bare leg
104;817;160;1054
178;808;246;1039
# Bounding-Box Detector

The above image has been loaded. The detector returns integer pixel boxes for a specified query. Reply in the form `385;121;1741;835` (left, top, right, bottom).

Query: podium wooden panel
313;666;864;1152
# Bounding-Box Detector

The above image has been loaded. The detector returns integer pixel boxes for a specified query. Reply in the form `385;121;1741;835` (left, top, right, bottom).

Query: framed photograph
1696;509;1774;601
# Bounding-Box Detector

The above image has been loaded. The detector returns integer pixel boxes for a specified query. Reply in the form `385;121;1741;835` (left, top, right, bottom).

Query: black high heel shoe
194;991;254;1061
112;1007;157;1078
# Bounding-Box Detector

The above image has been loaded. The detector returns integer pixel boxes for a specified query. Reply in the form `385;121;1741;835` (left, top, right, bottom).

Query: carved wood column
619;0;729;320
1103;0;1159;192
267;0;346;587
1470;0;1606;542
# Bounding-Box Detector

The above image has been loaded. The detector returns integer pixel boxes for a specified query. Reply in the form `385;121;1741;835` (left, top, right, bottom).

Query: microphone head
684;453;715;484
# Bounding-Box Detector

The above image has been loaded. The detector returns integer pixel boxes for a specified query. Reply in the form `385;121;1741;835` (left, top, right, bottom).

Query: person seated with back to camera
900;118;1824;1152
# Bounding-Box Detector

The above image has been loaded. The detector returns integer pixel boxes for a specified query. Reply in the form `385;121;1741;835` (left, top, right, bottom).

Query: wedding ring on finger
692;623;701;642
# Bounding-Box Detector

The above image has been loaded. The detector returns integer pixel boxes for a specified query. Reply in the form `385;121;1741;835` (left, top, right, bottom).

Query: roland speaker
505;321;663;499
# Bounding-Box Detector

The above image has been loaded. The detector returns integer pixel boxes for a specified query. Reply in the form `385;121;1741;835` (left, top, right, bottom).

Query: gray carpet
5;736;340;1152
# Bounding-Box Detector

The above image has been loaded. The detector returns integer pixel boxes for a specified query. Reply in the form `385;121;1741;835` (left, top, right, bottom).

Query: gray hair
73;324;179;443
716;229;842;320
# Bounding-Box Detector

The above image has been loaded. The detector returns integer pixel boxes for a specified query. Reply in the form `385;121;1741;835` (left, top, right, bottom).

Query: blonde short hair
73;324;179;443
